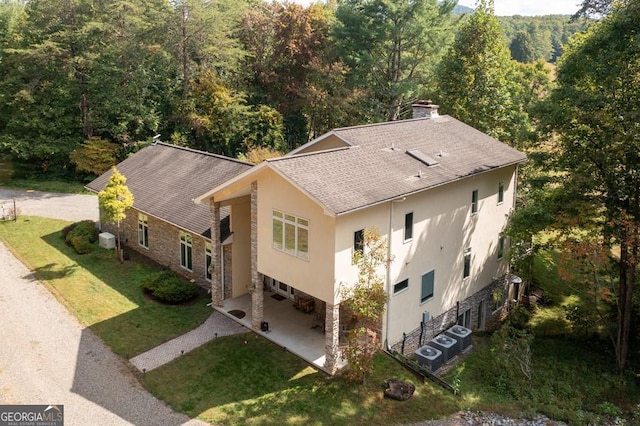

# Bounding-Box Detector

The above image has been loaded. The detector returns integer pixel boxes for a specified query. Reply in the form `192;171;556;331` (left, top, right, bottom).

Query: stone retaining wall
391;277;509;355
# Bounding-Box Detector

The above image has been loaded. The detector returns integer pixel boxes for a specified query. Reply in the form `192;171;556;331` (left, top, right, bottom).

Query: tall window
354;229;364;254
471;189;479;214
138;213;148;248
404;212;414;242
180;231;193;271
205;242;212;281
497;236;505;260
463;248;471;279
498;181;504;204
394;279;408;294
272;210;309;260
421;270;435;303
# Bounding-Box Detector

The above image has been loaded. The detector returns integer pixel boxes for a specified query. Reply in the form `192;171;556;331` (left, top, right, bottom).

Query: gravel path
0;187;209;425
0;241;208;426
0;188;99;222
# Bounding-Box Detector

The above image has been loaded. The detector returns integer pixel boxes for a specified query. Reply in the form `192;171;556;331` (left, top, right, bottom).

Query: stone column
324;302;340;374
210;200;223;307
250;181;263;330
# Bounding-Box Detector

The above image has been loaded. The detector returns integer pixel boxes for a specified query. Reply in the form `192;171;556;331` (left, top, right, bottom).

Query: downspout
385;196;406;350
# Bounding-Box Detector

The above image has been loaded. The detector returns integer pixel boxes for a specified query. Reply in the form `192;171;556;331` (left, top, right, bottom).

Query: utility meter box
99;232;116;249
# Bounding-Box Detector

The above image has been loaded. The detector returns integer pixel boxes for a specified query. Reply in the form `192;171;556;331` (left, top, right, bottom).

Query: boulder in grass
383;378;415;401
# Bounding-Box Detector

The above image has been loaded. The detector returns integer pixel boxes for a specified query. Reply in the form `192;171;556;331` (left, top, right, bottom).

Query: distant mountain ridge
453;4;474;14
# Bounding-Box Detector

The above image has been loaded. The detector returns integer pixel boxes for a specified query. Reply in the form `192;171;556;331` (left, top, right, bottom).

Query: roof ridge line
155;142;254;166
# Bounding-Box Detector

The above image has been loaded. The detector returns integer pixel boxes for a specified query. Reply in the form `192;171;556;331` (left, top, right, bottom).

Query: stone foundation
391;277;510;356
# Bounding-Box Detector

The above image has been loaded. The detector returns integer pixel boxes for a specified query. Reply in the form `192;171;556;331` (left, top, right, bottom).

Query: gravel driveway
0;188;99;222
0;187;208;426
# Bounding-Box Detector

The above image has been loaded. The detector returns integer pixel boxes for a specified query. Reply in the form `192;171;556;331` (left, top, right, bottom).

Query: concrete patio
214;291;347;373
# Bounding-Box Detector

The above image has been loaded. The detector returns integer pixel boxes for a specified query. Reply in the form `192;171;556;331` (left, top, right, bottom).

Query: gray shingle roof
86;143;252;238
269;116;526;215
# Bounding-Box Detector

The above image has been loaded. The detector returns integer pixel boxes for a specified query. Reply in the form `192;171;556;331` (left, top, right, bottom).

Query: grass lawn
142;334;460;426
0;216;212;357
2;213;638;424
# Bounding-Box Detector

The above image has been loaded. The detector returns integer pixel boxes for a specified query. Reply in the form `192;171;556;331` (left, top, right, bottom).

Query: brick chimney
412;100;439;119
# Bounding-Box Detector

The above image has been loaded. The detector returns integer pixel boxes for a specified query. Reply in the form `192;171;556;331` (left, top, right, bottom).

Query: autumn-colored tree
70;137;119;177
98;167;134;263
340;227;390;384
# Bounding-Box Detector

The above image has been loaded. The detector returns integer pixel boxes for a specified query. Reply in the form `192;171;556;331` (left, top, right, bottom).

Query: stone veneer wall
390;277;509;355
223;244;233;299
101;209;209;289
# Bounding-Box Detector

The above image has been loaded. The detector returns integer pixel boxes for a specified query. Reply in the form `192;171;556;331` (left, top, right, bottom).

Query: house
194;103;527;374
86;142;253;289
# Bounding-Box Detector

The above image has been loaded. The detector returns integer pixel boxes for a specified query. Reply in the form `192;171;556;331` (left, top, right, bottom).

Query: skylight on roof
406;149;439;167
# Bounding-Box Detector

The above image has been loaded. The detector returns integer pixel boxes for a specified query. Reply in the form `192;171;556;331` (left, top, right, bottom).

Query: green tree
434;0;516;142
539;0;640;371
340;227;390;384
509;30;536;63
98;167;134;263
334;0;456;122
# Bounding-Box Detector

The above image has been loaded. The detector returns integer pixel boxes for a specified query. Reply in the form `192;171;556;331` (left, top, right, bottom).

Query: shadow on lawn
37;230;214;425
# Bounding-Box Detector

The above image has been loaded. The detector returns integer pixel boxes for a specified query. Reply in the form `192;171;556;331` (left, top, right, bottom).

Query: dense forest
0;0;586;181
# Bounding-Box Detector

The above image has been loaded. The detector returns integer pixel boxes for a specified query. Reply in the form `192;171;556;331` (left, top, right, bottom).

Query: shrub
62;220;98;254
141;270;199;304
69;235;93;254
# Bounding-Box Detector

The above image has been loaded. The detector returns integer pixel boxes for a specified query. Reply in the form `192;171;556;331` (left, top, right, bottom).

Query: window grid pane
272;210;309;260
471;190;479;214
180;232;193;270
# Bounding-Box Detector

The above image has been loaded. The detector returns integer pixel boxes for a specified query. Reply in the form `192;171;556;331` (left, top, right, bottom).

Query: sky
289;1;583;17
456;0;581;16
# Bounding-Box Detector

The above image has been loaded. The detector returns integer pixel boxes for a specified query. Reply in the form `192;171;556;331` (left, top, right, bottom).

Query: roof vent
407;149;439;167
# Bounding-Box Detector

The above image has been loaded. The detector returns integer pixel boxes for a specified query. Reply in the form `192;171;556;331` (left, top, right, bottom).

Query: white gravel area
0;242;209;426
0;188;99;222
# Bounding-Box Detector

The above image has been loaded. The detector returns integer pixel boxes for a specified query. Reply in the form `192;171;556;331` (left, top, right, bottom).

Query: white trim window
272;210;309;260
421;270;434;303
471;189;479;214
393;278;408;294
463;247;471;279
497;181;505;204
497;236;505;260
205;242;212;281
138;213;149;248
180;231;193;271
404;212;414;242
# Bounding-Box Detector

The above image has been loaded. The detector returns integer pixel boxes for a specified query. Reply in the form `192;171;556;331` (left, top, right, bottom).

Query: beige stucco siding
228;196;252;298
334;204;390;303
384;166;516;344
256;169;336;302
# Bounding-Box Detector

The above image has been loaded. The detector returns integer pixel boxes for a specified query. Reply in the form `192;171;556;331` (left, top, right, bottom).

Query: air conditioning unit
99;232;116;249
430;334;458;364
415;345;442;373
445;325;473;353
